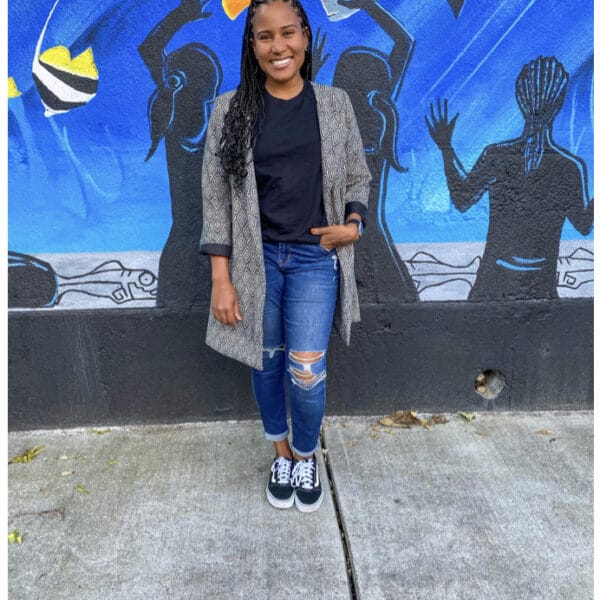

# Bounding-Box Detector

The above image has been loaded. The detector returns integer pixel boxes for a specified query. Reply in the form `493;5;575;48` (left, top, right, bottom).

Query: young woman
200;0;370;512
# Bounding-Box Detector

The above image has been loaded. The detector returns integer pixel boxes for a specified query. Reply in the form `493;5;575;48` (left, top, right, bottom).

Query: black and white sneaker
291;455;323;513
266;456;295;509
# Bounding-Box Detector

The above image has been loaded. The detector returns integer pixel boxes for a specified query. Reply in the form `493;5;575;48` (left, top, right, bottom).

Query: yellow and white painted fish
31;0;99;117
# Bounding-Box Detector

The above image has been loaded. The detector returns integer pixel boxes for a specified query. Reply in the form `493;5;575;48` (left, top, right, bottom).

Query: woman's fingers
211;283;242;326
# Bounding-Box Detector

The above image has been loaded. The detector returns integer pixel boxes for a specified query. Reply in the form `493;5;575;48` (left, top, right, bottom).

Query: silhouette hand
178;0;212;21
425;99;459;150
312;28;329;76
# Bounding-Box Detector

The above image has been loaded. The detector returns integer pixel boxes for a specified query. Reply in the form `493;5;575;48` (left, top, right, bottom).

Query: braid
515;56;569;173
217;0;313;188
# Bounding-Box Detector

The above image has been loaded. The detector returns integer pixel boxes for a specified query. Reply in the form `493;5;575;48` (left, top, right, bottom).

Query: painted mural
8;0;593;310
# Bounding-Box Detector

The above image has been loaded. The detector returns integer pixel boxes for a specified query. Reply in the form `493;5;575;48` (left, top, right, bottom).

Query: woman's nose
271;36;285;53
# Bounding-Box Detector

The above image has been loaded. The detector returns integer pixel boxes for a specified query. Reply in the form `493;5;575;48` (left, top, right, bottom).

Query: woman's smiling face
251;1;309;97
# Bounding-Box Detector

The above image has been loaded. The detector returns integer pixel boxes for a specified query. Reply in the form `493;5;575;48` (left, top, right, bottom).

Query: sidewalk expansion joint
321;430;358;600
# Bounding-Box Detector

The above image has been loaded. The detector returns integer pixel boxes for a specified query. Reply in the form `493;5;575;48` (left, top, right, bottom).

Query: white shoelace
271;457;292;483
291;458;316;490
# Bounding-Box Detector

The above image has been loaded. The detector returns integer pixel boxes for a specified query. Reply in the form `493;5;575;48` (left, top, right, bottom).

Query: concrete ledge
8;299;593;430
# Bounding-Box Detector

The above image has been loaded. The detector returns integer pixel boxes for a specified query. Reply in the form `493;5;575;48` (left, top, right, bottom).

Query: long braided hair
217;0;313;188
515;56;569;173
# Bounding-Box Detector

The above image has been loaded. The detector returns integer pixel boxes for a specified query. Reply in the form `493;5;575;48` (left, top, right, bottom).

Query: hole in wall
474;369;505;399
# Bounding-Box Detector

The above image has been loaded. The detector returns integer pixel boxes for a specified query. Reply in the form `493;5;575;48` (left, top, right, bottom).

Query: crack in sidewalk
321;429;358;600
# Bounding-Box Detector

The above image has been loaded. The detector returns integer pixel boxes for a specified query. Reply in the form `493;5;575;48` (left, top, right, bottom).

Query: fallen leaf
90;428;111;435
76;485;90;494
11;447;45;464
459;412;477;422
378;410;420;428
534;429;554;435
431;415;449;424
474;430;489;437
61;470;74;476
321;448;329;455
378;410;438;431
378;416;409;428
106;460;118;466
58;455;69;460
8;529;23;544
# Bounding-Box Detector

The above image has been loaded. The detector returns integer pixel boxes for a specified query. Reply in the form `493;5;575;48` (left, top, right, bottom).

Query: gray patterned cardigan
200;82;371;370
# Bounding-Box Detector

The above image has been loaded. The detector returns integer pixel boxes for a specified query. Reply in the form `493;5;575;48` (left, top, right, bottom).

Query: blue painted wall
8;0;593;306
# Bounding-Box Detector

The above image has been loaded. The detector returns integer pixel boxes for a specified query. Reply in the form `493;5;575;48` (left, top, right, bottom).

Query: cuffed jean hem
265;430;289;443
290;441;320;457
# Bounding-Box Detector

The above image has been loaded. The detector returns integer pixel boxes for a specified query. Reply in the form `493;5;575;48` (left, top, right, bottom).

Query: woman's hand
210;255;242;326
311;223;359;250
211;279;242;326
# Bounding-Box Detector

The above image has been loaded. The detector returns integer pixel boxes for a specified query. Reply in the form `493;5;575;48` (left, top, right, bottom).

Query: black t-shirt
253;81;327;244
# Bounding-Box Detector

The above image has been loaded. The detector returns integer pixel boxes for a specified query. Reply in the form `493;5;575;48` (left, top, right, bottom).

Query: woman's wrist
210;255;232;283
345;218;363;240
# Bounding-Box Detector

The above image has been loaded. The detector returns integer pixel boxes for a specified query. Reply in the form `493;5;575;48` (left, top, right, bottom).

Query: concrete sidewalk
8;411;593;599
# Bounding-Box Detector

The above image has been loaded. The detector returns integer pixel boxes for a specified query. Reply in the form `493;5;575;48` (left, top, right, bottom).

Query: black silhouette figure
426;56;594;301
139;0;222;309
322;0;419;304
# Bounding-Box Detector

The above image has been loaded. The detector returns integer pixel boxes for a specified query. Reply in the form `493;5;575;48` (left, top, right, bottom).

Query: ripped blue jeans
252;242;339;456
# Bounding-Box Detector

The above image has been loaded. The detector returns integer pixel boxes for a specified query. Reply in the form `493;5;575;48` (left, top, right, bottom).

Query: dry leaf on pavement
431;415;449;424
378;410;448;431
10;447;45;464
459;412;477;422
8;529;23;544
378;410;422;429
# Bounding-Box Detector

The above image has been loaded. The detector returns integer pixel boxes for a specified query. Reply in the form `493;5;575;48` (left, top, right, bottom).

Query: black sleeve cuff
345;202;368;227
198;243;232;257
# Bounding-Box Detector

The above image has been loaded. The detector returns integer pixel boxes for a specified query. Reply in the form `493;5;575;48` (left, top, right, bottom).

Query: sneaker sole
266;486;295;509
294;492;323;513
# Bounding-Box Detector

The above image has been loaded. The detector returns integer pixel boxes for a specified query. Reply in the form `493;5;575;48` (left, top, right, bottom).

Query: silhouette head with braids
315;0;419;304
427;56;593;301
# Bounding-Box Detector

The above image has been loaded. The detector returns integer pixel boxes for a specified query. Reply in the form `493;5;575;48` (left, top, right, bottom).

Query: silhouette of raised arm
138;0;212;84
340;0;414;97
426;99;494;212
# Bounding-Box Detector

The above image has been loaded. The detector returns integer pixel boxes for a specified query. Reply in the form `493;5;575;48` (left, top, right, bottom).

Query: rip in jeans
263;344;285;359
287;350;327;391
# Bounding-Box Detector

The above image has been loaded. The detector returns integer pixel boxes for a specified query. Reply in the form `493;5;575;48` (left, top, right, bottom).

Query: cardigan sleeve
341;89;371;224
199;94;233;257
